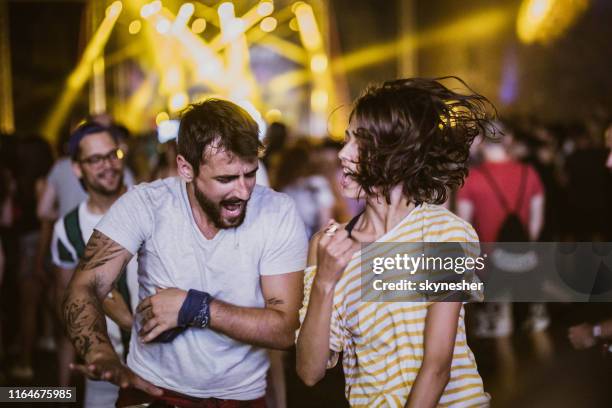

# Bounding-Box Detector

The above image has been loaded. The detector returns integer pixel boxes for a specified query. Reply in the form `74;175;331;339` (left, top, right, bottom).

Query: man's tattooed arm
62;230;133;361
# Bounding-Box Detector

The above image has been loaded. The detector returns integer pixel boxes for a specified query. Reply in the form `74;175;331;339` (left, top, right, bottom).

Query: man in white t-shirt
62;99;307;407
51;122;137;408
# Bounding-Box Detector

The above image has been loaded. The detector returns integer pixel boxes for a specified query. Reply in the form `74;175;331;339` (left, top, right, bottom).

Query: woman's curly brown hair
349;76;496;205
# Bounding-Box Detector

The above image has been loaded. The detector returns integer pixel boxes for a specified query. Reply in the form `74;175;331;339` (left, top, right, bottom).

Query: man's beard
194;184;247;229
83;169;124;197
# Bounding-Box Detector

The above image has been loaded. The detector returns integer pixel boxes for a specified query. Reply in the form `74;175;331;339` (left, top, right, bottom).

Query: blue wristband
178;289;213;328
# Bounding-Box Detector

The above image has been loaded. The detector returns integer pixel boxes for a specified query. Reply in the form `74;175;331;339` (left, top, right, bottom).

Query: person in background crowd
9;135;54;381
51;122;137;407
456;122;549;396
564;124;609;241
297;78;491;407
262;122;289;181
274;140;335;239
0;147;13;385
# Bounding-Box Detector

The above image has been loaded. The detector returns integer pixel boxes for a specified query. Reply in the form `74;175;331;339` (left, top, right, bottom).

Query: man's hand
568;323;597;350
70;352;163;396
137;288;187;342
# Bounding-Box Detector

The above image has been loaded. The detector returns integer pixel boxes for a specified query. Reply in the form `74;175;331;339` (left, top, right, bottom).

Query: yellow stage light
517;0;589;44
106;1;122;18
265;109;282;123
117;149;125;160
257;1;274;16
289;17;299;31
179;3;195;17
291;2;306;13
128;20;142;34
169;92;188;112
218;2;235;20
311;89;328;111
294;3;322;50
260;17;277;32
192;18;207;34
310;53;328;73
156;18;171;34
155;111;170;125
150;1;162;14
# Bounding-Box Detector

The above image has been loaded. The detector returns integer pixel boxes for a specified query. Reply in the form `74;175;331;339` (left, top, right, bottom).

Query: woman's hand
315;221;358;288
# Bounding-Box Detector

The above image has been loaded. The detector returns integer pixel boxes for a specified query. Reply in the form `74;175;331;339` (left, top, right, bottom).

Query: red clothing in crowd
457;160;544;242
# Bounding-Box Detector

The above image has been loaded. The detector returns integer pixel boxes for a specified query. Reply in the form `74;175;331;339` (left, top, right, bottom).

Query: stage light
106;1;122;18
310;53;328;73
289;17;299;31
191;18;206;34
257;1;274;17
117;149;125;160
128;20;142;34
156;18;171;34
291;2;306;13
155;111;170;125
311;89;328;111
294;3;322;50
179;3;195;17
169;92;188;112
265;109;282;123
260;17;277;32
218;2;235;20
517;0;589;44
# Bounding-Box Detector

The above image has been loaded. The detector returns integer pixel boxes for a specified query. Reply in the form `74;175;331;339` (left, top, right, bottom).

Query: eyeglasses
79;148;124;167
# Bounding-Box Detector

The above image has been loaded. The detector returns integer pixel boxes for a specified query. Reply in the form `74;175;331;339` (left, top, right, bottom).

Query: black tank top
345;210;364;238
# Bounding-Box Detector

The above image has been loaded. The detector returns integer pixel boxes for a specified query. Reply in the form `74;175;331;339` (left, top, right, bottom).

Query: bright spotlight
106;1;123;18
169;92;188;112
156;18;171;34
257;1;274;16
310;53;328;73
260;17;277;32
128;20;142;34
265;109;282;123
155;111;170;125
192;18;207;34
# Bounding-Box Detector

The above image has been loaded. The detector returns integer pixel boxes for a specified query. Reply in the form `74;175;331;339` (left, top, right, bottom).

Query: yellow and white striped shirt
299;204;490;407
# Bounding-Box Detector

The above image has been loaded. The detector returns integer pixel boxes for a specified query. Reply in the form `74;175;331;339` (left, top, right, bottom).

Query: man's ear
177;155;195;182
71;160;83;179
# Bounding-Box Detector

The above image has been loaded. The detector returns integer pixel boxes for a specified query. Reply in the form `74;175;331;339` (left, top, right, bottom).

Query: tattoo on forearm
61;230;128;359
266;297;285;306
62;296;108;357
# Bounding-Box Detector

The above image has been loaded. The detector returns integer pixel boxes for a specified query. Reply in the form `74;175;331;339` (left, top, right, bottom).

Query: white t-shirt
50;201;139;358
95;177;308;400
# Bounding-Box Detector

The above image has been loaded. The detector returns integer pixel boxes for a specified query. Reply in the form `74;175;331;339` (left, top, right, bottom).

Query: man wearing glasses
51;122;137;408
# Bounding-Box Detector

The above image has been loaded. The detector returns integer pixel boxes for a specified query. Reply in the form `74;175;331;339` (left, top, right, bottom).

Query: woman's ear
177;155;194;182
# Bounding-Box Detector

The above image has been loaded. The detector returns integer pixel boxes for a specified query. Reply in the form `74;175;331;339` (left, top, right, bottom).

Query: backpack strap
479;166;511;213
479;164;528;214
63;206;86;258
514;165;528;214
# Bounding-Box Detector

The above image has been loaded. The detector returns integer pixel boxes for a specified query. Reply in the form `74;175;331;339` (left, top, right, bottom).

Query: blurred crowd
0;111;610;399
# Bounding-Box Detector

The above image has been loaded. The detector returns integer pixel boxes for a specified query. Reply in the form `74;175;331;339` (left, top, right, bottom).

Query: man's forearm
62;283;117;362
209;299;297;350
